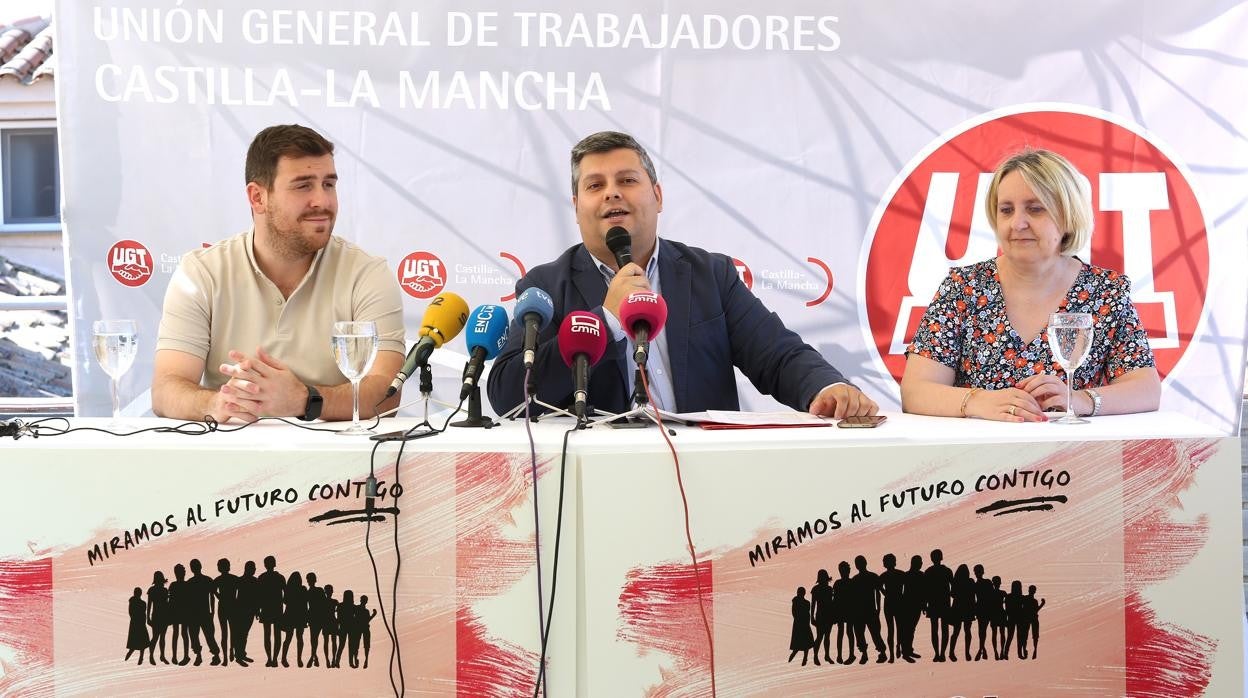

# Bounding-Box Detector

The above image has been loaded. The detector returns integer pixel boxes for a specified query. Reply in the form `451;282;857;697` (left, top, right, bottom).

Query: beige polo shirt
156;230;405;390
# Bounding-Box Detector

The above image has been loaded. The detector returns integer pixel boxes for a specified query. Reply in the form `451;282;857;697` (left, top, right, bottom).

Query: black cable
533;423;579;697
11;415;254;438
521;376;548;698
388;436;408;697
363;437;401;698
376;393;467;696
6;395;391;440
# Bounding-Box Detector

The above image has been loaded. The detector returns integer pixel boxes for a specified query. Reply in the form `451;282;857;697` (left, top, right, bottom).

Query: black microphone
605;226;632;269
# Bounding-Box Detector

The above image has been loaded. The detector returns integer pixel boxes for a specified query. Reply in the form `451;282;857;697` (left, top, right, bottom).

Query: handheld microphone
513;287;554;369
460;304;510;400
557;312;608;419
605;226;632;269
618;291;668;366
387;291;469;397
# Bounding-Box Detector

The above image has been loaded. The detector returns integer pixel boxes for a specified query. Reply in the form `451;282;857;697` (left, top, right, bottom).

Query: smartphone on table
836;415;887;428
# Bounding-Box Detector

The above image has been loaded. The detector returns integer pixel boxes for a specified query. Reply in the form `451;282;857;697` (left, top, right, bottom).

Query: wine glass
92;319;138;424
332;321;379;435
1046;312;1094;424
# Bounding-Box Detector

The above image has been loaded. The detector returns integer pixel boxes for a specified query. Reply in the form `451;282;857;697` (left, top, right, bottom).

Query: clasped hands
966;374;1087;422
209;347;307;423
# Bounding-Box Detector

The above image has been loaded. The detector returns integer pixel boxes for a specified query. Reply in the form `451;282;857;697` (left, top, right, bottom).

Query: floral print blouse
907;259;1155;390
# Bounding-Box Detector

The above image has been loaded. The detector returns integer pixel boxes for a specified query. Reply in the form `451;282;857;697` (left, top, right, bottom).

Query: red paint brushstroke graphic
455;606;539;697
1121;440;1212;585
1122;439;1216;697
1124;591;1215;697
456;452;547;601
618;559;715;695
455;452;549;696
0;558;54;696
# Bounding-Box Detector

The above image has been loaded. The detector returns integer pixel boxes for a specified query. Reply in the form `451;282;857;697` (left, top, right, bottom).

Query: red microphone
557;311;608;419
618;291;668;366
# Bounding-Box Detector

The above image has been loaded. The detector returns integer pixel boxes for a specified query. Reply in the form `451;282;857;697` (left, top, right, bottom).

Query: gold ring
1008;406;1016;416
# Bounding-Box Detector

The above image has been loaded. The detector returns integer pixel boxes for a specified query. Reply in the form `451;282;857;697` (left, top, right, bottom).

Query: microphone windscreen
464;304;510;359
605;226;632;266
419;292;469;347
557;311;608;367
619;291;668;339
514;287;555;330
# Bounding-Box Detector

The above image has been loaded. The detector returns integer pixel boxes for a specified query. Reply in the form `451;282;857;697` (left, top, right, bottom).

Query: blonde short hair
984;149;1092;255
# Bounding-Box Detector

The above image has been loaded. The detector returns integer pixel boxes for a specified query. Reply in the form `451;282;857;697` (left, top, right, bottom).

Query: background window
2;128;60;224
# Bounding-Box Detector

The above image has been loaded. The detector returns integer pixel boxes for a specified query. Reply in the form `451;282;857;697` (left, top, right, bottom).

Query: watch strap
301;384;323;421
1085;388;1102;417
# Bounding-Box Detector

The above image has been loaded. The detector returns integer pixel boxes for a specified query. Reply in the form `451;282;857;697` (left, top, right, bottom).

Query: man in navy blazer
486;131;877;418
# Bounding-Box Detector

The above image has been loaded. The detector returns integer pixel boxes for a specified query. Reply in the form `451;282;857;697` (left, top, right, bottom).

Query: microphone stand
499;366;587;423
500;397;583;423
587;366;673;433
418;364;460;419
373;364;457;442
451;360;498;429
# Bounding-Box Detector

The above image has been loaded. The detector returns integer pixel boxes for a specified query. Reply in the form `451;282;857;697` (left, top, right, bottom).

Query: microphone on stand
605;226;632;269
386;291;469;397
513;287;555;370
556;312;608;420
618;290;668;367
460;304;510;400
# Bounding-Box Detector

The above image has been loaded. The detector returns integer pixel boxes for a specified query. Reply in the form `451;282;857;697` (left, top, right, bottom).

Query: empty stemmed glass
332;321;379;435
1046;312;1094;424
92;319;138;423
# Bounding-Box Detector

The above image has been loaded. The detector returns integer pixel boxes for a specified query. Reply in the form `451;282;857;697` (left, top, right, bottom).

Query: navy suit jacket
486;239;849;415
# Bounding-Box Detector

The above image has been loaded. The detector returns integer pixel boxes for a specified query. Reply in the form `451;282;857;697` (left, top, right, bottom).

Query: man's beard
265;208;333;259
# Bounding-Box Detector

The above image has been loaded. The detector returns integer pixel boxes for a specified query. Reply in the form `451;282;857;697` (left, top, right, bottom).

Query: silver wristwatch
1085;388;1102;417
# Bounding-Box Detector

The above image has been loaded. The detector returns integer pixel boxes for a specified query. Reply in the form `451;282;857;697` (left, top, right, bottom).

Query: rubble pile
0;255;71;397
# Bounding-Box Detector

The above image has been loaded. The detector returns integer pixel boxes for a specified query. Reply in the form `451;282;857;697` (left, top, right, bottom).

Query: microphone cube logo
570;314;602;337
732;257;754;290
628;291;660;305
860;105;1209;384
107;240;153;288
398;251;446;299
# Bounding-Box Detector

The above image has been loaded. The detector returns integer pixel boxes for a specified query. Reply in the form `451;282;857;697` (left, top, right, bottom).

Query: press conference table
1;411;1241;696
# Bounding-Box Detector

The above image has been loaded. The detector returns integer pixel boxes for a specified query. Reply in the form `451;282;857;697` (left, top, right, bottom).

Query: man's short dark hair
245;124;334;190
570;131;658;196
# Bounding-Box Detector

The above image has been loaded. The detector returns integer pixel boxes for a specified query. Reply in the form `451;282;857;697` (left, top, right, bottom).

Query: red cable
640;369;717;697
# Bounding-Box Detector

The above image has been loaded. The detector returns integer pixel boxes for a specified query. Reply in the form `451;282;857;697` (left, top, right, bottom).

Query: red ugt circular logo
861;105;1209;384
107;239;153;288
732;257;754;291
397;251;446;299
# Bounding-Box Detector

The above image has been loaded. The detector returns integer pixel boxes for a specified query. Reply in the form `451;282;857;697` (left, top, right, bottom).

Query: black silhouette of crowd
123;556;378;669
788;549;1046;667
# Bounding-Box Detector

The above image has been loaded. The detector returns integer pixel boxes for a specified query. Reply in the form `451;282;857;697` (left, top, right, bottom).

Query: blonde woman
902;149;1160;421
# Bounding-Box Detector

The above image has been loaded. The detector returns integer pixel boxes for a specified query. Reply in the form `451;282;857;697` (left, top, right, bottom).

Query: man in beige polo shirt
152;124;405;423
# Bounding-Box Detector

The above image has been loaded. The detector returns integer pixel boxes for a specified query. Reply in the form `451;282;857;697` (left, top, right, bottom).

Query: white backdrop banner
55;1;1248;430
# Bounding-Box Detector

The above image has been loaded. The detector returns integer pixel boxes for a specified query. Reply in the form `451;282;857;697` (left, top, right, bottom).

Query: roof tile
0;17;52;86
